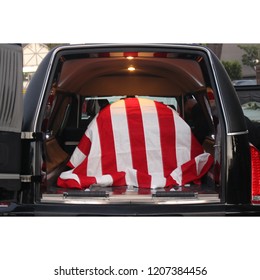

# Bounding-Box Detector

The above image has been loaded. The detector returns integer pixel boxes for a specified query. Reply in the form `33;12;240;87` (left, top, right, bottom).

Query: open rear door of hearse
0;44;23;203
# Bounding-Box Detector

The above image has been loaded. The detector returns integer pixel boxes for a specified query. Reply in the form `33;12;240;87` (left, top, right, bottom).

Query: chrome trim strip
0;173;20;180
21;131;34;139
41;192;220;205
20;175;32;183
32;59;54;133
227;130;248;136
205;49;229;134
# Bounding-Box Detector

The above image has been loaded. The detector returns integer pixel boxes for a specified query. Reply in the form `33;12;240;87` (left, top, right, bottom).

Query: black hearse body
1;43;260;216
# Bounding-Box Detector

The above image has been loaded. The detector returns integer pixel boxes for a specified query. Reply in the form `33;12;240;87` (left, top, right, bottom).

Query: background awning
0;44;23;132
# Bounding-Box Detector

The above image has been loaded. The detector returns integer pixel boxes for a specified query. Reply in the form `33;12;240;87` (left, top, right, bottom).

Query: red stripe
57;177;82;189
73;157;88;176
97;106;117;175
111;171;126;186
155;103;177;177
136;171;152;188
78;134;91;156
57;155;97;189
166;176;178;187
67;160;74;169
125;98;150;187
181;154;213;185
181;158;198;185
78;175;97;188
73;158;97;187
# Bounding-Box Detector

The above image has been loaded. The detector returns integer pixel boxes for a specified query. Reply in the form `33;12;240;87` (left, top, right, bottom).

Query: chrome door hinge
20;175;42;183
21;132;44;142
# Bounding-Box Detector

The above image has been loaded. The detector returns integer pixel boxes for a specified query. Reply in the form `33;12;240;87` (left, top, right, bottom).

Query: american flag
57;98;213;189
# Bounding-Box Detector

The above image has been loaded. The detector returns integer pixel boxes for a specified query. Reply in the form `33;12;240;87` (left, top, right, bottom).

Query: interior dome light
128;66;135;71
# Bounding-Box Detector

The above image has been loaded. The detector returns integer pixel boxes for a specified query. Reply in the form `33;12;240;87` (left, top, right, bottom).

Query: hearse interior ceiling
56;57;206;96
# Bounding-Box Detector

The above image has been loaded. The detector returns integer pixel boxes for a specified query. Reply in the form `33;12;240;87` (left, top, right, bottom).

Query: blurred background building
22;43;49;93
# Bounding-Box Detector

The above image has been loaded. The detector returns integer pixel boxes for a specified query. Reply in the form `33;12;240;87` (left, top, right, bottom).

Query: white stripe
195;153;210;175
59;170;81;185
69;146;86;167
86;119;102;176
170;167;183;185
151;174;166;188
96;175;113;187
125;168;138;187
138;98;164;175
174;111;191;166
110;100;133;171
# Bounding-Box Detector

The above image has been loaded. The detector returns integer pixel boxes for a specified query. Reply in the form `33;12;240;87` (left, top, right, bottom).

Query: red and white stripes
57;98;213;189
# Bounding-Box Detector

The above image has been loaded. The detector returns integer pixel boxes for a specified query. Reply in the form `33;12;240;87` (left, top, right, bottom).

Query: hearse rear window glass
81;96;179;120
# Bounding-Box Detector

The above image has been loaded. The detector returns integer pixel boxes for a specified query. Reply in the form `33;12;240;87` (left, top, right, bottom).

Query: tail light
250;144;260;204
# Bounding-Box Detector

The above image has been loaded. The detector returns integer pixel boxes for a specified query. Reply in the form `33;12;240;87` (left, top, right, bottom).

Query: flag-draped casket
57;98;213;189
